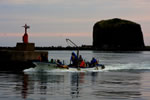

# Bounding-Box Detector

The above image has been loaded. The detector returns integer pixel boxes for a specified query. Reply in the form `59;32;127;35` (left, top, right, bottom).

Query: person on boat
57;59;62;65
57;59;69;69
78;55;86;67
50;59;55;63
70;52;78;66
78;55;83;63
80;60;86;67
90;57;98;67
41;54;48;62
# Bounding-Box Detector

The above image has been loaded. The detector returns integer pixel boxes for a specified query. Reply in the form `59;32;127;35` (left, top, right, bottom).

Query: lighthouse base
16;43;35;51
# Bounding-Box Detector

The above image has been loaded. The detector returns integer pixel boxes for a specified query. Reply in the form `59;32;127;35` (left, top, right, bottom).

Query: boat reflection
70;73;85;98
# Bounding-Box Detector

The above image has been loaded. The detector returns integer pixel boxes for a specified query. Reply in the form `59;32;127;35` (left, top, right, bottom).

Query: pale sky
0;0;150;47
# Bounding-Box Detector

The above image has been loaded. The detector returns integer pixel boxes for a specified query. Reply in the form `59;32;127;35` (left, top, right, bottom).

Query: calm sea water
0;50;150;100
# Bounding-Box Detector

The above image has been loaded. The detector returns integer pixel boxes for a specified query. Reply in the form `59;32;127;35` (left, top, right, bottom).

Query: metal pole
66;38;80;70
66;38;79;58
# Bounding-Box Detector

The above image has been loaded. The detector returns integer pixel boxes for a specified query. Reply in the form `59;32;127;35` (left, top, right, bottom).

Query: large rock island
93;18;145;50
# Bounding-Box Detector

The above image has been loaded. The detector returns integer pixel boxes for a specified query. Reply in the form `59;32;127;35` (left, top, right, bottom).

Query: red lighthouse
22;24;30;43
16;24;35;51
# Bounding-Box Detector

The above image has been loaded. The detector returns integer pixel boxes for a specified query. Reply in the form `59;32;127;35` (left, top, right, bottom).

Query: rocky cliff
93;18;145;50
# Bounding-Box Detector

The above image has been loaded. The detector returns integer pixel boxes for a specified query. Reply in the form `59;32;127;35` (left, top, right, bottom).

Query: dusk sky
0;0;150;47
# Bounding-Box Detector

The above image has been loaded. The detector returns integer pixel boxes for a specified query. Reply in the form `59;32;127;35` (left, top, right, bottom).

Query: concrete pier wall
0;50;48;71
2;50;47;61
0;50;48;62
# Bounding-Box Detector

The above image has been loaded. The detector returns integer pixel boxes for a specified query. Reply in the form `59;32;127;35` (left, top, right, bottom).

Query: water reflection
91;72;142;99
20;72;65;99
70;72;98;99
71;73;86;98
19;71;142;100
71;73;80;98
22;74;28;99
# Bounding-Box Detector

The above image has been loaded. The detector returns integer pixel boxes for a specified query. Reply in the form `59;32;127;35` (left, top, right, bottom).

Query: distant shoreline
1;46;150;51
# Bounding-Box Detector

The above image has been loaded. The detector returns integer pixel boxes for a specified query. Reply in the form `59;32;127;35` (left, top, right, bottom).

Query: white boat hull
31;62;105;72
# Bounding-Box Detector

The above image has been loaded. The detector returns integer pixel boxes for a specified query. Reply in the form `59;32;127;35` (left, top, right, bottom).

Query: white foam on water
23;63;150;74
24;68;35;72
23;66;105;74
104;63;150;71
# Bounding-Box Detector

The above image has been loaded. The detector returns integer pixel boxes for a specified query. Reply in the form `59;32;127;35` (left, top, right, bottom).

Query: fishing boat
31;39;105;71
32;61;105;72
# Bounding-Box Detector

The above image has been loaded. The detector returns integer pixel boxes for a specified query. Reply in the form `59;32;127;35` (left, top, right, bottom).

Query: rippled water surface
1;50;150;100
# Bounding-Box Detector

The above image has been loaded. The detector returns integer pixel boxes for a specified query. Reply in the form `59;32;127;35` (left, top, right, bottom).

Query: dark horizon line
1;46;150;51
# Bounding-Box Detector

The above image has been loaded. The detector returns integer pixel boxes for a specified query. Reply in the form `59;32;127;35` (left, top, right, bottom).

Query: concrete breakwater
0;24;48;71
0;50;48;71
